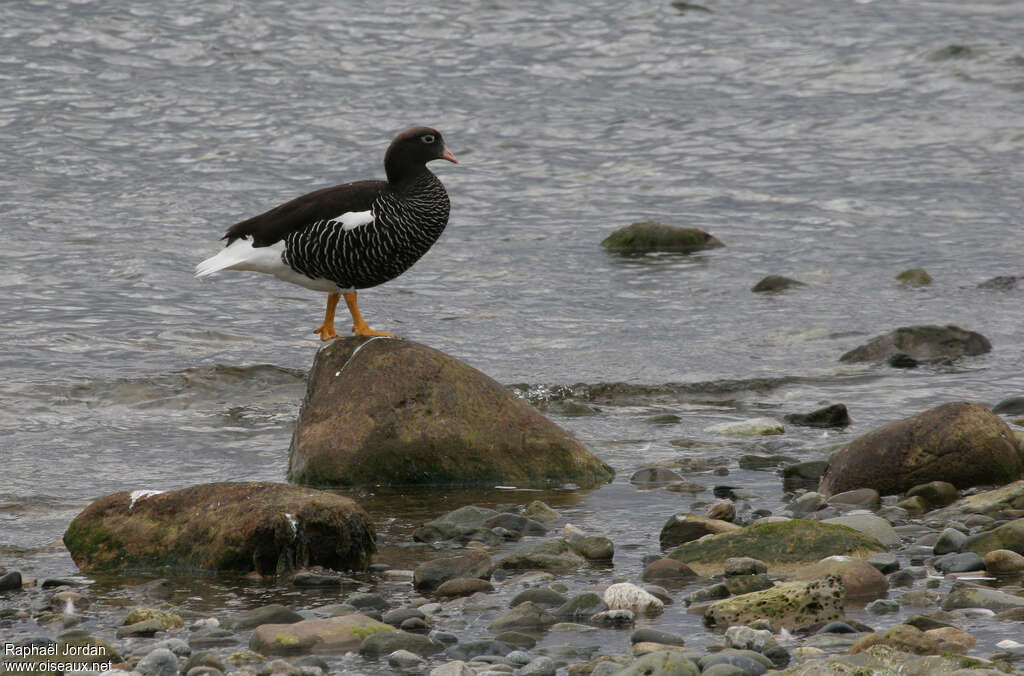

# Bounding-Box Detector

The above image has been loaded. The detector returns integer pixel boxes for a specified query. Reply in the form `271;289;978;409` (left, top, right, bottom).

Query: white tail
195;239;286;278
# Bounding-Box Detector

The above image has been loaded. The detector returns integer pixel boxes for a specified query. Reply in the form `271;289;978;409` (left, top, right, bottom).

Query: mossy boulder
839;324;990;363
288;338;613;487
601;221;723;254
63;482;375;574
250;614;395;655
929;479;1024;518
819;402;1021;497
703;576;846;631
496;538;594;572
666;520;885;576
964;518;1024;557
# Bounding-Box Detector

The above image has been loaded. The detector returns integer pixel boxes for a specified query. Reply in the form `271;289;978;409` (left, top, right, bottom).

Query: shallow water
2;0;1024;669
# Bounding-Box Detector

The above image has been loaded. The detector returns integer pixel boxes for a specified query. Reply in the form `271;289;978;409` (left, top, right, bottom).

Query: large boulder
600;221;724;254
819;402;1021;497
666;520;884;576
288;338;613;487
63;482;375;574
839;324;990;363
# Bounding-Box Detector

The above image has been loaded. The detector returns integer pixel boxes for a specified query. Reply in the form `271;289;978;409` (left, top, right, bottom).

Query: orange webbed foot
314;324;340;341
352;323;394;338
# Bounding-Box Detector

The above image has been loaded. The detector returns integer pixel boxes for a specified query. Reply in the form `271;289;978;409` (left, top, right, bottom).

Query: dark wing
223;179;386;246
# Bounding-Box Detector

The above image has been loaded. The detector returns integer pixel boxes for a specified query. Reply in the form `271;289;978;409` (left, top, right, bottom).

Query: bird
195;126;457;339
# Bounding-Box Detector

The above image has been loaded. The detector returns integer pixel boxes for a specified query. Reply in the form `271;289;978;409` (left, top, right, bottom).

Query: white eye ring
421;134;436;144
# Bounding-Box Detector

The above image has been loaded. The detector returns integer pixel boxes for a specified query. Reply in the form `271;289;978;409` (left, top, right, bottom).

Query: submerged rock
704;576;846;631
977;275;1021;290
359;630;444;658
839;324;991;363
751;275;805;293
288;338;613;488
63;482;375;574
642;558;698;586
667;520;884;576
784;404;850;429
601;221;723;254
705;418;784;436
942;585;1024;613
819;402;1021;497
895;268;933;287
412;505;501;544
413;551;492;592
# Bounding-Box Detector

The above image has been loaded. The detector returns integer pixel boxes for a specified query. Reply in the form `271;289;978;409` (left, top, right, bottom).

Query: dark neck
386;164;435;193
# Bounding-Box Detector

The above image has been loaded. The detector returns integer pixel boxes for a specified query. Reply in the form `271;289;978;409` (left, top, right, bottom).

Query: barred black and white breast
195;126;457;339
281;171;450;290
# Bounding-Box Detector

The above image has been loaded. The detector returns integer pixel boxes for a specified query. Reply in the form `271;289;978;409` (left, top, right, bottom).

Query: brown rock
63;482;375;574
983;547;1024;573
434;577;495;598
819;402;1021;497
288;338;614;487
659;513;742;550
641;558;698;586
793;559;888;601
413;550;492;592
924;626;976;650
839;325;990;363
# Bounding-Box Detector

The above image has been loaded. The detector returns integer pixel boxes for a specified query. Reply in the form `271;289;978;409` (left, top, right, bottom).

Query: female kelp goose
195;126;457;339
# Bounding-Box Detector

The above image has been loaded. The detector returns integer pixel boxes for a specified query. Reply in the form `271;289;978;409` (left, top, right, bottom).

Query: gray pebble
866;599;900;614
136;648;179;676
387;649;424;668
517;656;556;676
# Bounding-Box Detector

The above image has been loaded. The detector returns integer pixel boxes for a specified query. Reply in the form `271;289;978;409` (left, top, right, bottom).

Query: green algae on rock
288;337;614;488
250;614;395;655
601;221;723;254
667;520;885;576
63;482;375;574
703;575;846;631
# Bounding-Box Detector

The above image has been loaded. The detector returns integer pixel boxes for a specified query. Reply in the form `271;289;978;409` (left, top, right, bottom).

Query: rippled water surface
3;0;1024;668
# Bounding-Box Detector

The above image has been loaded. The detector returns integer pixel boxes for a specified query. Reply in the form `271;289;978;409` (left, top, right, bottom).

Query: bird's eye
421;134;436;144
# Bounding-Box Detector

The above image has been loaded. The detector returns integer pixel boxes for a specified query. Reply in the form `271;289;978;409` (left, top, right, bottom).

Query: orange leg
313;292;340;341
343;291;394;337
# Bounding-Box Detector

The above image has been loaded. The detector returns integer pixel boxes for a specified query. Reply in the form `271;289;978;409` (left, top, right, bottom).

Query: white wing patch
327;209;374;231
